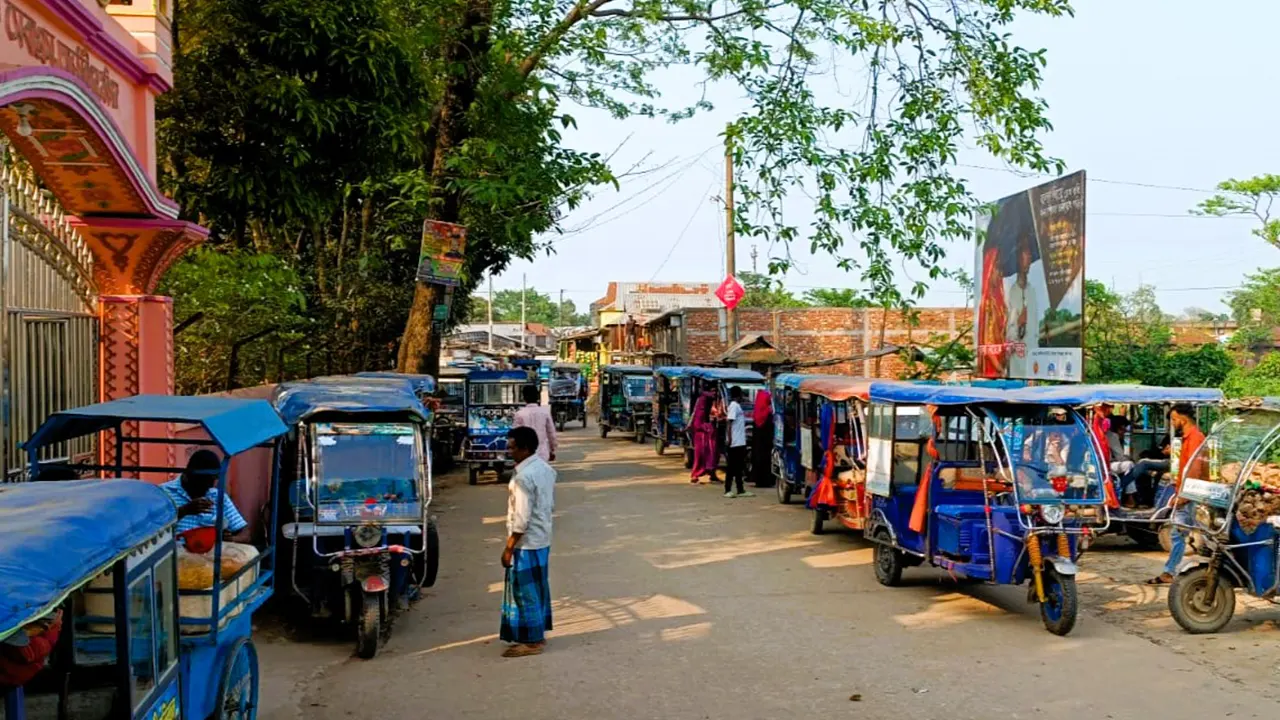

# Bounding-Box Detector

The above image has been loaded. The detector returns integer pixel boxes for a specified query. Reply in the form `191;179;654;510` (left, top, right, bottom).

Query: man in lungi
500;425;556;658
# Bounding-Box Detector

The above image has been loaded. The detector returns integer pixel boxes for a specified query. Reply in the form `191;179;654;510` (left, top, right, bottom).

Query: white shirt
1005;277;1039;377
727;400;747;448
507;455;556;550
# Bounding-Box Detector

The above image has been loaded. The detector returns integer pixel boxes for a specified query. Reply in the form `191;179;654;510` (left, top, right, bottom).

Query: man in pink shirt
513;384;558;462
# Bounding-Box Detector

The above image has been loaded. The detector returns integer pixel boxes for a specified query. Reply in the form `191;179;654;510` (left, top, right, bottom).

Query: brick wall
673;306;970;378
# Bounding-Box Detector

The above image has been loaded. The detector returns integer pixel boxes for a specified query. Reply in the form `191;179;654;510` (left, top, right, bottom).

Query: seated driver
162;450;251;544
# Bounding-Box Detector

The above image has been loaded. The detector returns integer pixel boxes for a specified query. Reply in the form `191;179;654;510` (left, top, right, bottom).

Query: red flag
715;275;745;311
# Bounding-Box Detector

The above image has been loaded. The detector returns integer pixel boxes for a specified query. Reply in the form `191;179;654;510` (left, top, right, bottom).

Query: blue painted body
653;367;697;448
464;370;530;469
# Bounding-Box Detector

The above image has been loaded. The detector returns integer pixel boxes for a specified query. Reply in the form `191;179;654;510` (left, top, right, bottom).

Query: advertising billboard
974;171;1085;382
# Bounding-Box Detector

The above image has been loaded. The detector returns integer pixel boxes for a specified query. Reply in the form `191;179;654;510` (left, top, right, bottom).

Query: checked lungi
500;547;553;644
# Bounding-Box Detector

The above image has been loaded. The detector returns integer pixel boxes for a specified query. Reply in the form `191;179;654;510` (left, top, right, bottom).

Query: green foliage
1223;353;1280;398
158;248;308;394
1193;174;1280;249
801;288;873;308
738;271;808;309
481;289;590;326
1227;268;1280;350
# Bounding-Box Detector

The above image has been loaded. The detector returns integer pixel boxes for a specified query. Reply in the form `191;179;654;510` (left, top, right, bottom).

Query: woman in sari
690;390;720;483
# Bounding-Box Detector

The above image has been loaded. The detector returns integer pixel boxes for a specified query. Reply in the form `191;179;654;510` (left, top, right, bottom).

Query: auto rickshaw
17;395;289;719
1017;385;1222;552
272;379;436;659
463;370;530;484
598;365;655;442
1167;398;1280;633
431;366;469;470
684;367;767;482
652;366;696;457
866;383;1109;636
512;358;542;392
549;362;587;431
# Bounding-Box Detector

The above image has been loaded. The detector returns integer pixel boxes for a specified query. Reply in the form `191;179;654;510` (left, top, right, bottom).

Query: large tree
1193;174;1280;249
477;289;591;326
395;0;1074;373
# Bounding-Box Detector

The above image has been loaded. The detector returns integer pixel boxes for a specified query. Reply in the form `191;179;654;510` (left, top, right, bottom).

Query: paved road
257;424;1280;720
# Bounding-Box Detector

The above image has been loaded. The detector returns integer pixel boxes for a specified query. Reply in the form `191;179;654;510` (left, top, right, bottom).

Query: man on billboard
1005;243;1041;378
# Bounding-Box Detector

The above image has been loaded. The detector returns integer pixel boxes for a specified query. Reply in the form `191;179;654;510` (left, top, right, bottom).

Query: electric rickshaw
272;379;436;659
598;365;655;443
684;367;767;483
512;358;542;392
549;362;587;431
1167;398;1280;633
652;366;696;457
865;383;1110;636
463;370;530;484
15;395;290;719
429;367;469;472
789;376;874;535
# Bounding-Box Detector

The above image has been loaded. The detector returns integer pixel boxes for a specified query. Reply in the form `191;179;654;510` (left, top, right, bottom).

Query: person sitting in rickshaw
0;609;62;689
161;449;251;544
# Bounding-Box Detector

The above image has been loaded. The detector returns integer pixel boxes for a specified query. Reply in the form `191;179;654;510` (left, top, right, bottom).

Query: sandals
1145;574;1173;586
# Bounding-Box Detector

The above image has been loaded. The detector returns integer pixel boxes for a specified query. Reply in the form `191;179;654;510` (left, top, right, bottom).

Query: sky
491;0;1279;319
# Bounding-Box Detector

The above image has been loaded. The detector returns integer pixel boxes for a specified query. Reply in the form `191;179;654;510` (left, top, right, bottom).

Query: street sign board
416;220;467;286
715;275;745;311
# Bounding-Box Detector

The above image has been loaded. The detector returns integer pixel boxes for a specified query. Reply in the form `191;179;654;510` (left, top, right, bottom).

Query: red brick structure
649;306;971;378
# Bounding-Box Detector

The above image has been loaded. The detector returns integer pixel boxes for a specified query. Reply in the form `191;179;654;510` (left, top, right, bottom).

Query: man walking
513;384;558;462
724;386;754;499
500;426;556;657
1147;404;1206;586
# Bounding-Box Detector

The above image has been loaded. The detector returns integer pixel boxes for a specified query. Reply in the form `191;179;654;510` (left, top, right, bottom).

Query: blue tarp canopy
869;381;1011;406
601;364;652;375
1005;384;1223;406
24;395;288;458
654;366;697;378
273;380;429;426
687;367;765;383
0;480;175;640
773;373;806;390
354;372;437;395
468;370;530;383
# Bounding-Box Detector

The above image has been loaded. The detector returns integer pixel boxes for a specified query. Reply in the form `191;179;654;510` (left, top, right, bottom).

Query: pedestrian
513;384;557;463
724;386;754;499
1146;404;1206;586
751;386;773;486
689;390;719;484
500;426;556;658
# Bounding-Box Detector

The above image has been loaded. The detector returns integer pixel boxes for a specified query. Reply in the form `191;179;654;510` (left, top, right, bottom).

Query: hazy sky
492;0;1278;318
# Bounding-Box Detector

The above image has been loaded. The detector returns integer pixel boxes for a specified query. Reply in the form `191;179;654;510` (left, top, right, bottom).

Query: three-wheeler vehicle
1022;385;1223;552
865;383;1110;636
549;362;587;431
463;369;530;484
273;378;436;658
17;394;290;719
598;365;655;443
685;367;768;483
1168;398;1280;633
512;358;543;392
430;366;469;471
652;366;696;457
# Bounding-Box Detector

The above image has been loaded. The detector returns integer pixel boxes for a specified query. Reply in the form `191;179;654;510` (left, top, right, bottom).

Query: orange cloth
811;451;838;507
1179;425;1206;485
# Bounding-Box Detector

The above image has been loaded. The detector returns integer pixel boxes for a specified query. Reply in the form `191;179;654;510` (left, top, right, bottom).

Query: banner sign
715;275;745;312
974;171;1086;382
416;220;467;286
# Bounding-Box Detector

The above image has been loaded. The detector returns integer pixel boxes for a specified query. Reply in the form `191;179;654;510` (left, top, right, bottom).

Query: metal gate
1;151;98;478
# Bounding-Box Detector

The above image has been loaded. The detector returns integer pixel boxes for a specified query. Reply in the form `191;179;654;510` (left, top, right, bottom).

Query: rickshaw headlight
1195;505;1227;532
1039;504;1066;525
352;524;383;548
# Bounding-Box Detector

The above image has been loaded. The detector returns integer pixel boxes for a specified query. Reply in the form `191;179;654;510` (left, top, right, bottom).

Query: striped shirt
160;478;248;535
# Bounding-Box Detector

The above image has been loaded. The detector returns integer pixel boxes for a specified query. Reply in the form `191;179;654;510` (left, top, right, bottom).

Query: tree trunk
397;0;494;375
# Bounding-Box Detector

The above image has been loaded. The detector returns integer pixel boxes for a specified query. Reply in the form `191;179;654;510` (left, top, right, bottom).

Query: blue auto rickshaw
652;366;696;457
1167;398;1280;633
463;370;530;485
512;358;542;392
15;395;289;719
549;362;587;431
272;378;436;659
865;383;1110;636
598;365;655;443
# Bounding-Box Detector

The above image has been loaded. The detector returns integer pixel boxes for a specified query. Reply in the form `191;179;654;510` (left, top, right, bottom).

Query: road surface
257;423;1280;720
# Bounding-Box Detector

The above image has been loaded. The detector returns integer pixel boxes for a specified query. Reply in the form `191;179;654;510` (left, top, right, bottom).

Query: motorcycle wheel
356;591;381;659
425;519;440;588
1169;566;1235;634
1039;566;1078;636
873;530;904;587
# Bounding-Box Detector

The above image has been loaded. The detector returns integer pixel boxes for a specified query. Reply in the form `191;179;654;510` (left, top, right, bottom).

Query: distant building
590;282;722;327
450;323;554;351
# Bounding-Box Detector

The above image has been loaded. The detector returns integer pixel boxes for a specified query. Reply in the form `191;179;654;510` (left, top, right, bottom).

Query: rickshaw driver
161;449;252;543
1147;404;1206;586
0;609;62;688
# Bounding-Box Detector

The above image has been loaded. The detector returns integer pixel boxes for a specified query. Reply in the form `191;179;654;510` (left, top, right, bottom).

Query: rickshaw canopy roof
273;380;429;426
686;367;765;382
354;372;437;394
25;395;288;457
869;381;1011;406
601;364;653;375
0;480;176;640
468;370;531;383
654;366;697;378
798;375;874;402
1004;384;1223;406
551;362;584;373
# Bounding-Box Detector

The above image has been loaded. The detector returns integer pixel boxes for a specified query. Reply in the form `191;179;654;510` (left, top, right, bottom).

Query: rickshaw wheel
556;419;565;432
582;414;588;428
356;592;382;659
600;423;609;438
873;531;903;587
425;519;441;588
683;447;693;469
654;436;666;456
1169;566;1235;634
634;426;645;444
468;466;479;485
1039;566;1078;636
810;508;826;535
776;477;792;504
216;637;259;720
1158;524;1174;554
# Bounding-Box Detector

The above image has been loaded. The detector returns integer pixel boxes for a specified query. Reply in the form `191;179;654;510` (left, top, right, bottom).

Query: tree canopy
475;289;590;326
1193;174;1280;249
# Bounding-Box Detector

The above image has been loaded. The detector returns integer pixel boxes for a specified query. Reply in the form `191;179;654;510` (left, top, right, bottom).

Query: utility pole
558;289;565;329
521;273;527;349
724;124;738;344
751;244;758;273
487;274;494;351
